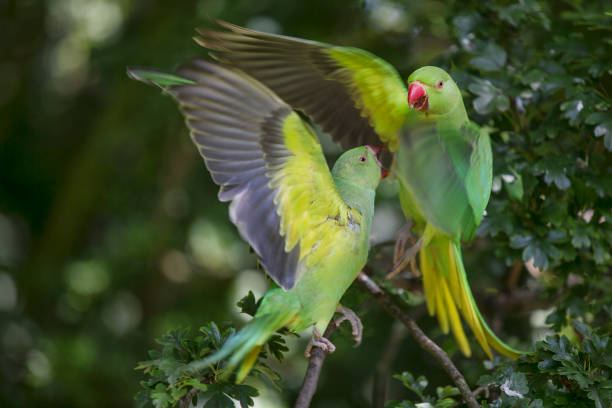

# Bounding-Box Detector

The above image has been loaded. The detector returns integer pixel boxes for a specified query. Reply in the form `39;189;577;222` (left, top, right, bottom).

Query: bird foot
334;305;363;347
387;224;423;280
304;327;336;358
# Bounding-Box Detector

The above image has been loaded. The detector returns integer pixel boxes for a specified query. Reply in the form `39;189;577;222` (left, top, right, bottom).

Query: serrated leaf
394;371;428;400
571;227;591;249
225;384;258;408
468;79;509;114
523;243;548;269
185;378;208;392
200;323;223;349
266;334;289;362
543;169;571;190
236;291;259;317
510;234;532;248
203;392;234;408
470;43;507;71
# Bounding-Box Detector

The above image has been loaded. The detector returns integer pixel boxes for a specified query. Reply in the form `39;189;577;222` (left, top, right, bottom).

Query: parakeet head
331;145;386;190
407;66;462;117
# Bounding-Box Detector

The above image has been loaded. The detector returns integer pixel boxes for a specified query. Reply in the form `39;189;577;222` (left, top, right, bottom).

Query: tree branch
294;322;338;408
373;322;407;408
180;386;199;408
357;272;480;408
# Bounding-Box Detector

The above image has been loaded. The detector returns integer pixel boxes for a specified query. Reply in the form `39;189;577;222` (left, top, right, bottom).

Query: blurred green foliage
1;0;610;407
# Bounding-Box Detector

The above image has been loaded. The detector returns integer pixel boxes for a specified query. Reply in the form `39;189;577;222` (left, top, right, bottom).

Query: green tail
420;235;524;359
187;309;296;382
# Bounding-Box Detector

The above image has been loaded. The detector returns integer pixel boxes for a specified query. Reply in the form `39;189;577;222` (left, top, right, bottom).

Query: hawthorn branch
180;386;199;408
357;272;480;408
294;321;338;408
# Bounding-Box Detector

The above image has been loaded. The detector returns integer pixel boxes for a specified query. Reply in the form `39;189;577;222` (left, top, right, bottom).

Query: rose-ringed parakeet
127;59;385;381
194;21;524;359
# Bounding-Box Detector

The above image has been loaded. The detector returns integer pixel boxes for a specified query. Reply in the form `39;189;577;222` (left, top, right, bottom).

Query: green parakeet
127;60;384;381
195;20;524;359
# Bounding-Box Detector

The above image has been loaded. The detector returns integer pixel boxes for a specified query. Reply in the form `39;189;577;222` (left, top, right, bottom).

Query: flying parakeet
194;20;524;359
127;60;385;381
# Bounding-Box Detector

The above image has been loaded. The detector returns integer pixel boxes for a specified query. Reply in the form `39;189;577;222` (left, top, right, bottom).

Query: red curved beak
408;82;428;111
367;144;389;179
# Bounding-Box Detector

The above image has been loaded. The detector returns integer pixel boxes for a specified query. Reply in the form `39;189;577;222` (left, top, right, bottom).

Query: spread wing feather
195;20;410;151
128;60;357;289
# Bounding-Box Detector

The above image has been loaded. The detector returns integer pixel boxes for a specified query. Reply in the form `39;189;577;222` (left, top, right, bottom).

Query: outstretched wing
396;122;492;242
196;20;410;151
128;60;357;289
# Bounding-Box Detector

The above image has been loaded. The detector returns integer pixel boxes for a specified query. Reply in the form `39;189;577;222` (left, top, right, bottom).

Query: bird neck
443;95;469;127
333;178;376;223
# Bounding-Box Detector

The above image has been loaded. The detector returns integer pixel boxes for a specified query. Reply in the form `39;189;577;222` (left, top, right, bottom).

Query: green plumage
195;21;526;359
128;60;382;380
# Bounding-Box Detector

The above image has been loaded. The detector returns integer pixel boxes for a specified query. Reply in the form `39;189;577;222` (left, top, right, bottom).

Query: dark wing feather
195;20;410;151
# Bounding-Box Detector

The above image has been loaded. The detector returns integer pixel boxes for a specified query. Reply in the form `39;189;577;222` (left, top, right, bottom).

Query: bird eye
436;80;444;89
359;155;367;162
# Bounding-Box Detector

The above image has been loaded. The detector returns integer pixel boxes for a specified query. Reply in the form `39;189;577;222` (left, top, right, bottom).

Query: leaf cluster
387;371;461;408
477;321;612;408
135;292;290;408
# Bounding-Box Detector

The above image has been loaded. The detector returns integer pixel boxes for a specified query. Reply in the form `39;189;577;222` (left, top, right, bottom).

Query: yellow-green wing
196;20;410;151
128;60;358;289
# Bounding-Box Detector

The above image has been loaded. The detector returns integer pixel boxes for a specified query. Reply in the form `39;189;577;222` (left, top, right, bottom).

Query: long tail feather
420;237;524;359
126;67;196;88
187;309;296;381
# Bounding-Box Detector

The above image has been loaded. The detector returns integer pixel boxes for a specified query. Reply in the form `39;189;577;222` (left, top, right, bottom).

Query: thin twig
294;322;338;408
373;322;407;408
472;385;490;399
180;386;199;408
357;272;480;408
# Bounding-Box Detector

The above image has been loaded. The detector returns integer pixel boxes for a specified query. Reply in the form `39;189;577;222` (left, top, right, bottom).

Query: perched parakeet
194;21;524;359
127;60;385;381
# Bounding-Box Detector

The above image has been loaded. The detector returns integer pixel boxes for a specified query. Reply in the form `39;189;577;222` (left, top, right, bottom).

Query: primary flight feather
195;20;524;359
127;59;384;381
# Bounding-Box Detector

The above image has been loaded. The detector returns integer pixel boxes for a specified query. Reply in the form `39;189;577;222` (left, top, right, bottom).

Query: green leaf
470;43;507;72
394;371;428;400
266;334;289;362
203;392;234;408
585;112;612;151
510;233;532;248
237;291;259;317
468;79;510;114
523;242;548;269
500;371;529;398
503;172;524;201
571;227;591;249
560;100;585;126
200;322;223;349
185;378;208;392
225;384;258;408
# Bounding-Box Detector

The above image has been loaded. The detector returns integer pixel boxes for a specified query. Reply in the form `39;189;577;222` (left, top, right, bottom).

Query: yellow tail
420;235;523;359
236;345;263;383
